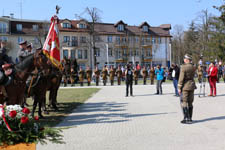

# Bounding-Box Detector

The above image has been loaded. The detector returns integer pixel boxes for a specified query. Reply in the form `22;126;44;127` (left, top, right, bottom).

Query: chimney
10;13;14;19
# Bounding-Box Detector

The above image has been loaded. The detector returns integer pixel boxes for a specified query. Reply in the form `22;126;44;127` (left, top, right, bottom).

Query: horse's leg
42;94;49;115
32;96;38;117
38;101;44;119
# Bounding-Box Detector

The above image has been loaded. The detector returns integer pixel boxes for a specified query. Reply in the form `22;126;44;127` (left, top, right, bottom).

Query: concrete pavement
38;83;225;150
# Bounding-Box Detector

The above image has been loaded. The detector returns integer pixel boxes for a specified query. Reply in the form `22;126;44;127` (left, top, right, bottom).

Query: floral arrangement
0;104;63;146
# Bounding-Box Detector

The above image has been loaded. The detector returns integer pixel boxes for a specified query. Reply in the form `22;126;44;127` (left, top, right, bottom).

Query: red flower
9;110;17;118
34;116;39;121
21;116;29;124
22;107;30;114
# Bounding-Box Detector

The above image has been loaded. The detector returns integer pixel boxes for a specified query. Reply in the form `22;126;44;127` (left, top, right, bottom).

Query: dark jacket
125;69;133;82
173;66;180;80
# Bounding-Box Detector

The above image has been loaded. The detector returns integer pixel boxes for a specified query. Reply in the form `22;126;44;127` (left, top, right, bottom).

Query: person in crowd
197;65;203;83
17;41;28;62
109;66;115;86
171;64;180;96
149;67;155;85
178;54;196;124
116;66;123;85
102;66;108;86
155;65;164;95
223;65;225;83
142;66;148;85
70;68;76;86
86;66;92;86
217;64;223;83
78;67;85;86
94;66;100;86
133;67;139;85
125;64;133;97
208;62;218;97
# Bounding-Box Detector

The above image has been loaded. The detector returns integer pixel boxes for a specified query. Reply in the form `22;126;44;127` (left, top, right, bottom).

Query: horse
30;65;62;118
0;50;49;105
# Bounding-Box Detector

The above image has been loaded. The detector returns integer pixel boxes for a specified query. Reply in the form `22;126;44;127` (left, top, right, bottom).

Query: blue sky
0;0;224;30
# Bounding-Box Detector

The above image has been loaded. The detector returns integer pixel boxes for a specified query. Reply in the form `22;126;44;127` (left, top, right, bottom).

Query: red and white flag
43;15;62;69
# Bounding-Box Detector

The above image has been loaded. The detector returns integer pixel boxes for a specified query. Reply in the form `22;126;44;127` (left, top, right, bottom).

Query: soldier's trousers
135;80;138;85
143;79;146;85
80;82;83;86
126;81;133;96
96;78;99;86
103;80;107;86
182;90;194;108
117;78;121;85
111;80;114;86
150;79;154;85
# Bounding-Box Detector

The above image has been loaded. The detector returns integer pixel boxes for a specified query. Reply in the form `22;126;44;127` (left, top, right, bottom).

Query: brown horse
0;50;49;105
31;66;62;118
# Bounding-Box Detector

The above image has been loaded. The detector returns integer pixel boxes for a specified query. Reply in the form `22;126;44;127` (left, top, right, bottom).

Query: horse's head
34;50;50;72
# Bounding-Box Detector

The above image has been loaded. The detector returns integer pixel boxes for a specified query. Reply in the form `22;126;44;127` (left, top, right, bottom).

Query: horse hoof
39;115;44;119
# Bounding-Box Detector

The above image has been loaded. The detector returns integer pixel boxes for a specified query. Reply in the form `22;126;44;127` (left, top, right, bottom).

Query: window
79;23;86;29
63;49;69;58
71;36;78;46
152;37;155;44
62;23;70;28
143;26;148;32
107;36;113;43
71;50;76;59
146;36;150;42
116;36;120;44
78;50;82;59
80;36;86;43
129;49;133;56
146;48;151;57
135;48;139;56
16;24;22;31
96;48;100;57
122;37;126;43
34;37;39;44
63;36;70;43
84;50;88;59
32;25;39;31
117;24;124;31
0;36;8;42
0;22;7;33
17;37;23;44
122;49;127;56
95;36;101;42
135;37;139;43
158;37;161;44
108;48;113;57
128;36;133;43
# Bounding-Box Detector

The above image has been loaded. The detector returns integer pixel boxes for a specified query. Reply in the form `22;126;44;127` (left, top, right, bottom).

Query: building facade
1;16;172;68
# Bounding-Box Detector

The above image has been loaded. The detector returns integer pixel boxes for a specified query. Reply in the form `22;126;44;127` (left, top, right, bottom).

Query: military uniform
197;65;203;83
133;69;139;85
125;66;133;97
70;69;77;86
149;68;155;85
86;68;92;86
142;68;148;85
178;54;196;124
17;41;28;62
102;68;108;86
78;69;85;86
94;69;100;86
116;68;123;85
109;68;115;86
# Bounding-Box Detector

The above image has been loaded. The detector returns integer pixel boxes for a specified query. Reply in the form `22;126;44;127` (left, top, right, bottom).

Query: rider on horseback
0;42;13;99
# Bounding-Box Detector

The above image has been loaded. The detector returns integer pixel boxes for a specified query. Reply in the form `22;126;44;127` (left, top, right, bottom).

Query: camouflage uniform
133;69;139;85
86;68;92;86
116;68;123;85
109;68;115;86
142;68;148;85
79;69;85;86
102;68;108;86
149;68;155;85
94;69;100;86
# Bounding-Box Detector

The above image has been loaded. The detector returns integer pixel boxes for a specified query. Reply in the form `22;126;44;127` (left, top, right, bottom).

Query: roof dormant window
117;24;124;31
62;23;71;28
79;23;86;29
32;25;39;31
143;25;148;32
0;22;7;33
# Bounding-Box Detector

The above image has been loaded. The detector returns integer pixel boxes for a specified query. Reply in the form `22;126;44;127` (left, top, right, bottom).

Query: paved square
38;83;225;150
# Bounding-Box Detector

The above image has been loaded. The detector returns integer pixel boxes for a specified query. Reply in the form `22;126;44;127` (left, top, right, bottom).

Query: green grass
27;88;100;127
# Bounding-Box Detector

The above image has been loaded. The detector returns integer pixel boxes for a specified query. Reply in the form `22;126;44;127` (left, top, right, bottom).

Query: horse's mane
15;54;34;71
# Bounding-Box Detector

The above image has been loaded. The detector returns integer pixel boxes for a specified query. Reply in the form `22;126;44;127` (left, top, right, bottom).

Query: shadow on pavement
57;101;176;127
194;115;225;123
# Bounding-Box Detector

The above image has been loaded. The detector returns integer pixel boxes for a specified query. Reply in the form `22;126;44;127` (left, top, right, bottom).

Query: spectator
155;65;164;95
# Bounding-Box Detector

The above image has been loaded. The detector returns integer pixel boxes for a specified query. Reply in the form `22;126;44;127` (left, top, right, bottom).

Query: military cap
36;47;42;51
27;44;32;49
19;40;27;45
184;54;192;60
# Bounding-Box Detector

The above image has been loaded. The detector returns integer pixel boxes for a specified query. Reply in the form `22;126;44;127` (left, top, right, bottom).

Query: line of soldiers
69;65;156;87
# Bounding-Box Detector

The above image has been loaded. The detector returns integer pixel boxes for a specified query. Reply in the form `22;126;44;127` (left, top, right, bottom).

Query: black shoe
181;107;190;124
154;93;159;95
188;106;193;123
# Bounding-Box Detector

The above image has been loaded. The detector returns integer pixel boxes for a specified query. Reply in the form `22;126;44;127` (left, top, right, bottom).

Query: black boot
188;106;193;123
181;107;190;124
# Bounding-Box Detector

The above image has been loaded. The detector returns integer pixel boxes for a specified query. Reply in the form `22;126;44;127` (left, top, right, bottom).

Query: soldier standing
78;67;85;86
197;65;203;83
116;66;123;85
125;64;133;97
142;66;148;85
17;41;28;62
26;44;34;55
109;66;115;86
178;54;196;124
149;67;155;85
133;67;139;85
86;66;92;86
102;66;108;86
94;66;100;86
70;68;76;86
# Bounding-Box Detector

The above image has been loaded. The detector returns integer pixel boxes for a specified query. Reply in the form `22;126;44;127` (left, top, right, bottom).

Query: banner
43;15;62;69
